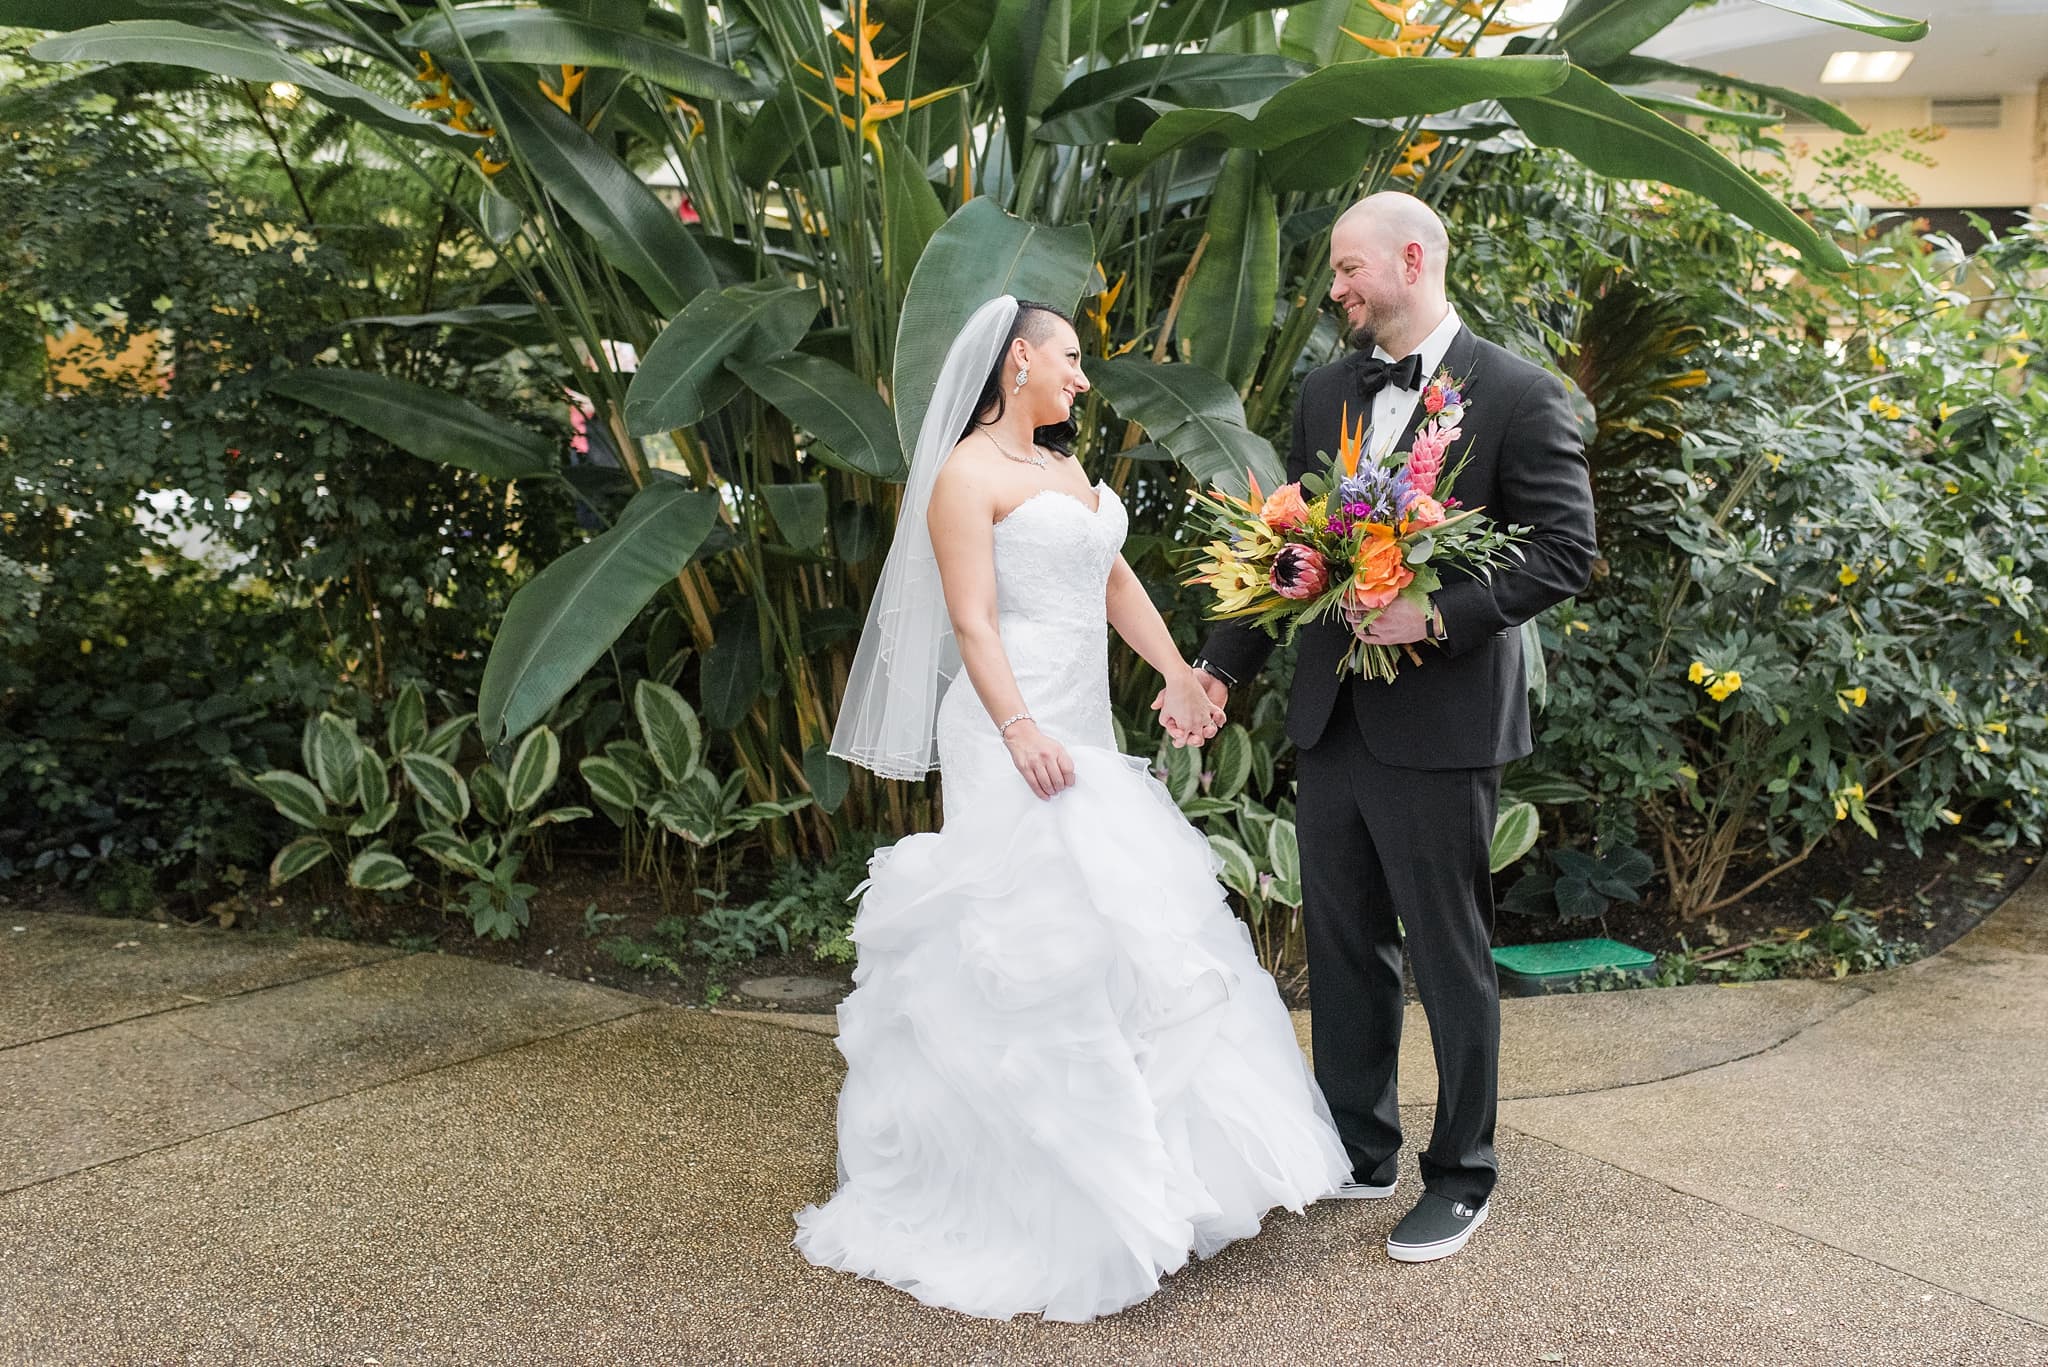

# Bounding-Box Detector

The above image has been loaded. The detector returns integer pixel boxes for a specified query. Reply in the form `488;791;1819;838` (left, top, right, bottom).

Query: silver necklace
980;428;1047;469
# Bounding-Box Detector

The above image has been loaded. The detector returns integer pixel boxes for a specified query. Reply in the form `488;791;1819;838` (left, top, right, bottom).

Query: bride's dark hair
960;300;1078;456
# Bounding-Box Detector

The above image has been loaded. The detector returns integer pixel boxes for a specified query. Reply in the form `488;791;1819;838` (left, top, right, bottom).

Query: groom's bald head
1335;192;1449;286
1327;191;1451;356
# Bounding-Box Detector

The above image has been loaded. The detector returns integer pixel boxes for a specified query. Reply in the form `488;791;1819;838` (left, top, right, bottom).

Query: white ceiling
1637;0;2048;99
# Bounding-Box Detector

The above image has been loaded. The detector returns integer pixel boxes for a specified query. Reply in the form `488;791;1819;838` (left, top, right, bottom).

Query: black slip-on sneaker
1328;1173;1399;1200
1386;1192;1488;1262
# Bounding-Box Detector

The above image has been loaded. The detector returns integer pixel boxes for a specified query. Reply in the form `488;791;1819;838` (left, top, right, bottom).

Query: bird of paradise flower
799;0;964;160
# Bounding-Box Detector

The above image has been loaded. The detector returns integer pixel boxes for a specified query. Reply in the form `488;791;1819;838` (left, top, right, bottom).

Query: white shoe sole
1387;1202;1488;1262
1328;1178;1398;1200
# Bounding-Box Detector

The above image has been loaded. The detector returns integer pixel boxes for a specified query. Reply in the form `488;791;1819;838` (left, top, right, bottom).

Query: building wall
1780;89;2044;210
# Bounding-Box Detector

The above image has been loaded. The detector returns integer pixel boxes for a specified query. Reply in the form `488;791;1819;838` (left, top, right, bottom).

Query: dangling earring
1013;363;1029;394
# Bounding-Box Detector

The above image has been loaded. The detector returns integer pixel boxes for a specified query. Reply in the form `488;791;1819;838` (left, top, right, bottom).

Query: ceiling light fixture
1821;50;1914;84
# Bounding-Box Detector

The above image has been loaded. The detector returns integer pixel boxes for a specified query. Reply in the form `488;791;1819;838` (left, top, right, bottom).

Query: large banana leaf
1556;0;1925;70
1500;67;1847;272
28;22;477;148
481;72;714;315
880;127;949;296
1750;0;1926;40
343;303;550;351
268;370;556;479
891;199;1096;477
1613;86;1785;129
989;0;1070;159
1085;357;1283;495
732;83;843;189
1277;0;1380;67
1551;0;1698;68
1035;53;1306;144
1142;0;1285;46
479;480;722;744
3;0;196;27
1178;149;1277;393
868;0;1003;88
1261;121;1380;193
5;0;359;45
625;283;817;434
1104;55;1571;175
727;353;905;479
1588;55;1863;135
400;8;770;102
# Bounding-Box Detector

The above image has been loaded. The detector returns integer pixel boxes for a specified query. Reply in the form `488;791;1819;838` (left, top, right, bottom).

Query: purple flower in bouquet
1269;543;1329;600
1336;469;1390;509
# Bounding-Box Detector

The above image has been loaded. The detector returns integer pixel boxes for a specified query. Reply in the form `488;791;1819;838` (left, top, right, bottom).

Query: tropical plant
580;679;812;908
1525;198;2048;920
248;684;591;936
8;0;1924;868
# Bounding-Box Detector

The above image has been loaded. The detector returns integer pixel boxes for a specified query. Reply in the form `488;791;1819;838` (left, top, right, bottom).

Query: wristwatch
1190;657;1239;688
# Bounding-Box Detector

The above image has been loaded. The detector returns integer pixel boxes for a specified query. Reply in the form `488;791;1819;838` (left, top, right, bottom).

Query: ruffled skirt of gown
792;739;1350;1323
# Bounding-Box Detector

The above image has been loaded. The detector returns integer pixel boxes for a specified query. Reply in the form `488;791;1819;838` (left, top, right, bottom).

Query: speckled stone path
4;867;2044;1366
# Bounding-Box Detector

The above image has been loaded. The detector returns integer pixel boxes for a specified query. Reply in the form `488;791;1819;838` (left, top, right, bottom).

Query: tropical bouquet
1187;369;1525;681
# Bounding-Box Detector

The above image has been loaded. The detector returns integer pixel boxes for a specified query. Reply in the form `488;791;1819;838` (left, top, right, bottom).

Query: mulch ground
10;826;2037;1016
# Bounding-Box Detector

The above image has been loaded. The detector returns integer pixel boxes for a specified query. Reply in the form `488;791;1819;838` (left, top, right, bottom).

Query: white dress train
794;483;1350;1323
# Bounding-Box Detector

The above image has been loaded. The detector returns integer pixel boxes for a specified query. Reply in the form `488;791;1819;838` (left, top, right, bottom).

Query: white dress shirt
1366;304;1463;460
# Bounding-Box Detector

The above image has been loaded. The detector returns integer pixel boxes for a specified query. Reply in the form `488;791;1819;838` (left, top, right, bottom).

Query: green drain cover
1492;938;1655;995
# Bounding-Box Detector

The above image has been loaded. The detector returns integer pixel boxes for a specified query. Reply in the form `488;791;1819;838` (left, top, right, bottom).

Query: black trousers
1295;707;1502;1208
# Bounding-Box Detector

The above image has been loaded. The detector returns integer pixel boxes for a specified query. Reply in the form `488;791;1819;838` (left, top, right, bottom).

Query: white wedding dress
793;481;1351;1323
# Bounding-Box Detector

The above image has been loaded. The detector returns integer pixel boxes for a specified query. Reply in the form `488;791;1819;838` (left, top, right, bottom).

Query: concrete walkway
3;871;2044;1366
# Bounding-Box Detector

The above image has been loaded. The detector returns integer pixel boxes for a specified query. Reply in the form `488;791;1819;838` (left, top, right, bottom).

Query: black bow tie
1350;351;1425;399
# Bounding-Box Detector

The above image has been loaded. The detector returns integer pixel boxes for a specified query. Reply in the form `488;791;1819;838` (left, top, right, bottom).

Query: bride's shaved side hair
1011;301;1073;344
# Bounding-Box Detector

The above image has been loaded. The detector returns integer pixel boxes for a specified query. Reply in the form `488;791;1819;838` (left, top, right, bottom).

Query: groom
1176;192;1596;1262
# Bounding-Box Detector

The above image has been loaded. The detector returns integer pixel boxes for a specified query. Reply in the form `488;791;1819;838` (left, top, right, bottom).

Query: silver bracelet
997;711;1033;737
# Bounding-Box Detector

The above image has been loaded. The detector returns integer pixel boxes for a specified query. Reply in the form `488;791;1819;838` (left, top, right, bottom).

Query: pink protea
1269;543;1329;600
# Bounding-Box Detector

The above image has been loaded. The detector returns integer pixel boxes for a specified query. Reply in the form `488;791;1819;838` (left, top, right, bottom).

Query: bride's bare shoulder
930;441;1001;524
934;438;999;495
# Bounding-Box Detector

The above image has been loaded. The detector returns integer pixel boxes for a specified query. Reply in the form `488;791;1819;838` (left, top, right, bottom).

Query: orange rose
1344;532;1414;613
1259;482;1311;531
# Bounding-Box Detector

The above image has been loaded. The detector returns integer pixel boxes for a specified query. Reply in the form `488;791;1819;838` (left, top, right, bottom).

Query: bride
794;295;1350;1323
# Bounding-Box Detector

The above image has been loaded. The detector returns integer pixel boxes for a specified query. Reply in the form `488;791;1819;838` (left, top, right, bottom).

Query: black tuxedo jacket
1198;326;1597;770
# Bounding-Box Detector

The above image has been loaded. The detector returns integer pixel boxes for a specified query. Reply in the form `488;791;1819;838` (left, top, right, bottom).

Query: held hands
1003;720;1076;800
1356;596;1441;646
1151;667;1230;748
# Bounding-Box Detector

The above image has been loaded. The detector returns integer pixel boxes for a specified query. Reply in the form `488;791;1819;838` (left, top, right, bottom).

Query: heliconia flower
1269;543;1330;600
1260;482;1312;530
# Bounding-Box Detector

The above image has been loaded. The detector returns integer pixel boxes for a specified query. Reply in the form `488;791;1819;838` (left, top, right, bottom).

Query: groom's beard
1344;322;1379;355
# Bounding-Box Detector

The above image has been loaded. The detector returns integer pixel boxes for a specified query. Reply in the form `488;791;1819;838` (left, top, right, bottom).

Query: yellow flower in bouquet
1193;544;1270;616
1183;369;1524;683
